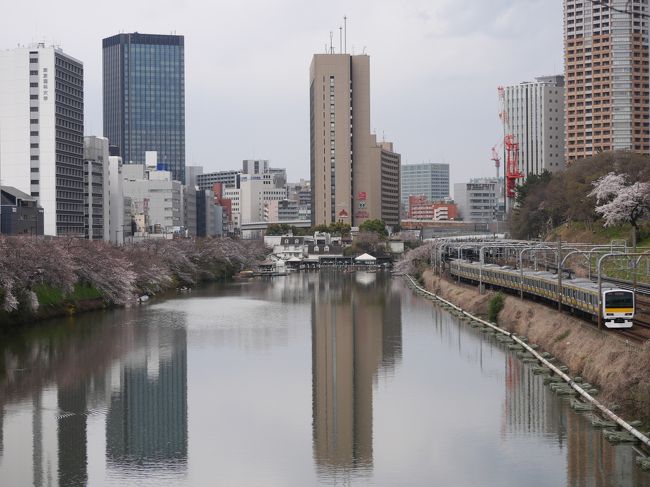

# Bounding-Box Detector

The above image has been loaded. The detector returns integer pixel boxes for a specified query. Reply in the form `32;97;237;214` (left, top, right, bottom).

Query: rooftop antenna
329;31;334;54
344;16;347;53
339;26;342;54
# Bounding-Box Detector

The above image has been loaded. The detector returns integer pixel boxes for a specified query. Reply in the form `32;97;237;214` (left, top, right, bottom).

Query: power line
583;0;650;19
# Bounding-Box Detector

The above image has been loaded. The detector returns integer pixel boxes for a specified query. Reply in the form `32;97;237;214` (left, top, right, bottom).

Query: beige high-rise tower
564;0;649;162
310;53;400;228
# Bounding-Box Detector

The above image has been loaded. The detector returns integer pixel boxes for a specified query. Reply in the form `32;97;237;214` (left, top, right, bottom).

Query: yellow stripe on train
604;308;634;313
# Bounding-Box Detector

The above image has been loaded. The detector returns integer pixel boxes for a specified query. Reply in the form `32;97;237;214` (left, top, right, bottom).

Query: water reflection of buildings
503;356;649;486
106;326;188;471
502;355;563;438
311;272;402;480
0;309;188;485
565;410;650;486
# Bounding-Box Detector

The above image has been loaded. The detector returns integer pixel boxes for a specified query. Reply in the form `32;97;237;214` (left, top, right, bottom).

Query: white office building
239;172;286;225
0;44;84;236
108;154;125;244
502;75;565;176
83;136;125;244
454;178;504;223
122;163;182;234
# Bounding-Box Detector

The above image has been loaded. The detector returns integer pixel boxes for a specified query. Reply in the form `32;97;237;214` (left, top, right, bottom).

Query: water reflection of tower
57;382;89;486
502;355;562;438
0;405;4;459
106;326;188;470
311;273;402;479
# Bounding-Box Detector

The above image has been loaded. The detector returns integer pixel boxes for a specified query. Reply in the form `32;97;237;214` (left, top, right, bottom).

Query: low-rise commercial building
0;186;44;235
407;195;458;221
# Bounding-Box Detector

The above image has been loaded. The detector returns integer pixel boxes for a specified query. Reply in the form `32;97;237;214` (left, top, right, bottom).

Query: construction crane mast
491;145;501;181
497;86;523;208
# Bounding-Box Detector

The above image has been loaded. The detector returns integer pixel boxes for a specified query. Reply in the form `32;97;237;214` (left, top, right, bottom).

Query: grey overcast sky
1;0;563;186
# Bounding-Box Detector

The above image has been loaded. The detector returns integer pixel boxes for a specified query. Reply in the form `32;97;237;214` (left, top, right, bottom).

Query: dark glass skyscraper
103;33;186;183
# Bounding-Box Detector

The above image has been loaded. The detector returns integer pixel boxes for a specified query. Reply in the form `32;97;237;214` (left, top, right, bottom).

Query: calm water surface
0;272;649;486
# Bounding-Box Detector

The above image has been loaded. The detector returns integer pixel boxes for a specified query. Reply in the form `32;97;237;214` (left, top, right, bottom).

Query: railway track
625;294;650;343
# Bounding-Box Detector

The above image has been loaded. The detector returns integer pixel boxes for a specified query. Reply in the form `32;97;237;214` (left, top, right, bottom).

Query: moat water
0;272;648;486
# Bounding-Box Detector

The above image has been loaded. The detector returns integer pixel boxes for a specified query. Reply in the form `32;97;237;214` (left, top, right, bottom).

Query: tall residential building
503;76;565;176
0;44;84;236
400;163;449;212
564;0;649;161
310;53;371;227
103;33;186;182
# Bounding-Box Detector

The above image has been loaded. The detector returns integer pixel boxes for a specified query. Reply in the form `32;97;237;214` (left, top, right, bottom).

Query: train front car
603;289;635;328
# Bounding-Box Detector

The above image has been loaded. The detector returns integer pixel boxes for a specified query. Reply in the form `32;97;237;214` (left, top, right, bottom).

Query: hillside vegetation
509;151;650;243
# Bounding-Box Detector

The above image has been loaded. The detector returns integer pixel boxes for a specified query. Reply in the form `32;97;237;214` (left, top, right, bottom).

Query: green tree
359;219;388;237
266;223;291;236
328;222;351;236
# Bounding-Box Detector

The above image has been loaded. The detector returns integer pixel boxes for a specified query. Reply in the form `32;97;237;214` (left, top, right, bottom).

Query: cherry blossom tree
394;241;434;275
589;172;650;240
0;235;269;315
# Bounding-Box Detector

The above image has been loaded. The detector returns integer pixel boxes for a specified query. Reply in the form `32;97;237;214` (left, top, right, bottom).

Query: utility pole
557;239;563;312
632;228;637;294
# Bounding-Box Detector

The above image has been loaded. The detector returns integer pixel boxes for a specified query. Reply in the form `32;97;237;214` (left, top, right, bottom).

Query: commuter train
449;259;635;329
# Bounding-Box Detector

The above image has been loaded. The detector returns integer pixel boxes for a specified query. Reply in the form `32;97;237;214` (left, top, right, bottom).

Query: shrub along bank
0;236;267;326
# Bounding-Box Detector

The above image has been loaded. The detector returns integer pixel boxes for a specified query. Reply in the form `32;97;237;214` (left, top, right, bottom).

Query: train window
605;291;633;308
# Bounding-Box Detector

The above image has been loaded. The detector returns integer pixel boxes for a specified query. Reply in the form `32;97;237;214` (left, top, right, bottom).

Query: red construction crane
503;134;523;199
497;86;523;201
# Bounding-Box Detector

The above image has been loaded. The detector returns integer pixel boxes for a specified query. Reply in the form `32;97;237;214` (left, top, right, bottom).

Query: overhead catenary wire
583;0;650;19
